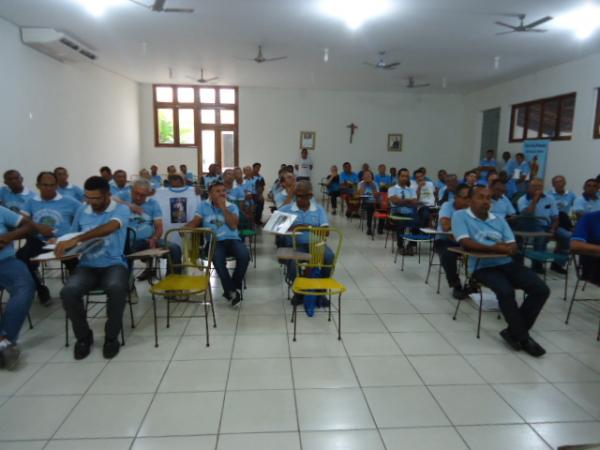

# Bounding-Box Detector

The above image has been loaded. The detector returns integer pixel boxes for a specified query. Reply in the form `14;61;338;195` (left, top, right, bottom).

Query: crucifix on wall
346;122;358;143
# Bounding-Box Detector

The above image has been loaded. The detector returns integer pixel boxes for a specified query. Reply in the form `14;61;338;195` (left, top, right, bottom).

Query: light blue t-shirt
435;180;446;191
0;186;35;213
452;208;515;272
203;175;221;187
58;184;84;202
547;190;576;215
374;174;393;189
388;185;417;215
517;194;558;227
111;185;132;203
128;198;162;241
479;158;497;179
21;194;81;240
71;200;131;268
227;185;246;203
275;190;293;209
150;176;163;190
278;201;329;245
504;159;517;178
340;171;359;185
438;187;455;205
185;172;194;182
242;178;257;196
436;201;456;240
573;195;600;216
491;195;516;219
0;206;22;260
358;181;378;203
195;200;240;241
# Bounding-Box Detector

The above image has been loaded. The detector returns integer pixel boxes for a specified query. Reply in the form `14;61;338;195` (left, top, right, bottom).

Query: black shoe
74;331;94;360
103;338;120;359
520;337;546;357
136;267;157;281
291;294;304;306
223;291;234;301
377;229;384;235
38;285;51;306
550;262;567;275
367;229;373;236
452;286;469;300
331;210;337;216
0;340;21;370
532;264;545;275
231;290;242;307
499;328;522;351
317;296;331;308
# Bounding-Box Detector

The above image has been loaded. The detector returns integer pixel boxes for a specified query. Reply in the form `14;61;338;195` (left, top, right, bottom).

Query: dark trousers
363;202;375;231
473;262;550;341
213;239;250;293
130;239;182;275
254;197;264;224
329;191;339;210
60;265;129;341
394;212;419;245
434;240;461;287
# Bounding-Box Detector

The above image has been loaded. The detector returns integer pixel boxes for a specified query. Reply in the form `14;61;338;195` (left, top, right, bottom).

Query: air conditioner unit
20;28;97;63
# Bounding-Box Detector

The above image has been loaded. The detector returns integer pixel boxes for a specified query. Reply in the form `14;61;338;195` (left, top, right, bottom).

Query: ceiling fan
186;69;218;83
245;45;287;63
129;0;194;13
405;77;430;89
495;14;553;35
364;51;401;70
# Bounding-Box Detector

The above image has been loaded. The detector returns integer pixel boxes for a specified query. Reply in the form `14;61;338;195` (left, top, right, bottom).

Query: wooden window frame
152;84;239;172
594;89;600;139
509;92;576;143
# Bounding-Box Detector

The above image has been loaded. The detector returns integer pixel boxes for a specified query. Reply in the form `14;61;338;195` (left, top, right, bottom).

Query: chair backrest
291;226;343;275
165;228;216;276
377;192;389;211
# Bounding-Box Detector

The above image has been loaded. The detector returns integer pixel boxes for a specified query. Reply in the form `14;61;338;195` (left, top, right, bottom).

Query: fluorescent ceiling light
554;3;600;40
319;0;393;30
72;0;125;17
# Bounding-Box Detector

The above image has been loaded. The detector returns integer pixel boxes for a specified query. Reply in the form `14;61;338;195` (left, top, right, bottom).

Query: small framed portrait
300;131;316;150
388;133;403;152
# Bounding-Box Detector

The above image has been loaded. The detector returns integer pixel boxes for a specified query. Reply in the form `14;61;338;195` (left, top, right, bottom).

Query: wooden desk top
127;248;170;259
448;247;507;259
31;252;80;263
514;231;553;238
420;228;453;236
276;247;311;261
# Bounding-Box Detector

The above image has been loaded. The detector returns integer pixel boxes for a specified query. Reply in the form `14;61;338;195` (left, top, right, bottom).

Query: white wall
463;52;600;190
140;84;469;183
0;17;140;187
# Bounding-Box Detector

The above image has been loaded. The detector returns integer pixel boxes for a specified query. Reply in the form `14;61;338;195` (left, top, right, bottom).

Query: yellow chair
149;228;216;347
291;226;346;341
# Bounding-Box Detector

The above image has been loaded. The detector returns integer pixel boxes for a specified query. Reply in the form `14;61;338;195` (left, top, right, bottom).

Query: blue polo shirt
479;159;497;179
375;174;393;189
573;195;600;216
517;194;558;227
0;206;22;260
111;185;132;203
572;211;600;244
71;200;131;268
435;180;446;191
203;175;221;187
0;186;35;213
438;187;455;204
227;185;245;203
340;171;359;185
436;201;456;240
242;178;257;196
452;208;515;272
278;201;329;245
185;172;194;183
21;193;81;240
358;181;378;203
491;195;516;219
128;198;162;241
388;185;417;215
504;159;517;178
150;176;163;190
58;184;84;202
195;200;240;241
547;190;576;214
326;175;340;193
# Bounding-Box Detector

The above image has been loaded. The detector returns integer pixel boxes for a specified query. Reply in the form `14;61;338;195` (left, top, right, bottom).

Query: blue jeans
130;239;182;274
0;257;36;342
213;239;250;293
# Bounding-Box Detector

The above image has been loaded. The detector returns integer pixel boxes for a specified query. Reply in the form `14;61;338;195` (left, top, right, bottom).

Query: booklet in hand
264;211;297;235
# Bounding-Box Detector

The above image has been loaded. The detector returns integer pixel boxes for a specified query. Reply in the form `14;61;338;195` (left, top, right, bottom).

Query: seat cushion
292;277;346;294
150;274;209;294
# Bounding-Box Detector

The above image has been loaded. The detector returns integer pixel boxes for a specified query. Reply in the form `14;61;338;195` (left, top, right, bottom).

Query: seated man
203;163;221;188
435;184;471;299
374;164;392;192
438;174;458;205
339;162;360;218
516;178;570;274
126;179;182;280
478;148;497;181
153;174;199;238
150;165;162;190
490;179;516;220
570;210;600;285
180;164;194;185
0;170;35;212
452;186;549;357
411;168;436;227
252;162;265;225
278;181;333;304
274;172;297;208
435;169;447;192
58;176;131;360
185;181;249;307
17;171;80;305
548;175;576;216
110;170;131;202
325;166;341;216
55;167;84;202
573;178;600;220
0;206;36;369
388;169;420;253
357;170;379;236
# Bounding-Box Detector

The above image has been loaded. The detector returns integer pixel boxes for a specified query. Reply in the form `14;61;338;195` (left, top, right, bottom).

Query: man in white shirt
294;148;313;181
411;168;436;228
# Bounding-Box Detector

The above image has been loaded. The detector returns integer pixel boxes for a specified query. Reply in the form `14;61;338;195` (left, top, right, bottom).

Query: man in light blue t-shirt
110;170;131;203
55;167;84;202
573;178;600;220
57;176;131;361
186;181;250;307
452;185;549;357
388;169;420;253
150;164;163;189
0;170;35;213
17;172;80;305
490;179;516;220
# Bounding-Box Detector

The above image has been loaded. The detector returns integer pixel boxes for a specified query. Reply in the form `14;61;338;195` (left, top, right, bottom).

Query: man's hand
37;224;55;238
148;237;158;249
494;243;518;256
130;204;144;215
214;196;227;210
55;238;78;258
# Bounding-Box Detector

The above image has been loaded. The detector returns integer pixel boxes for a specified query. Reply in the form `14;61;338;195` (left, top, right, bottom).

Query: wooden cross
346;122;358;143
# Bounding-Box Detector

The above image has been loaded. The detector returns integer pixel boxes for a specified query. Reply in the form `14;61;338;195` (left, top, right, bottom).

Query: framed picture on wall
300;131;316;150
388;133;403;152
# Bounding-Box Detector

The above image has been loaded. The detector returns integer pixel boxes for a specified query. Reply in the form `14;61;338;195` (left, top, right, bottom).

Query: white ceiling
1;0;599;93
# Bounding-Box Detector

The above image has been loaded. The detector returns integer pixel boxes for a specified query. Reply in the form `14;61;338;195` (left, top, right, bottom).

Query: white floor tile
296;388;375;431
173;335;234;360
335;314;387;333
378;314;436;332
0;442;47;450
292;357;357;389
16;362;106;396
0;362;43;395
132;436;216;450
158;359;229;392
465;354;547;384
221;390;297;433
233;333;290;358
89;360;168;394
302;429;384;450
554;382;600;419
519;353;600;382
237;315;287;334
457;425;550;450
381;427;468;450
45;438;132;450
342;333;401;356
409;355;485;385
441;330;511;354
289;334;347;358
229;358;293;390
218;432;300;450
138;392;223;436
392;332;457;355
351;355;422;387
533;422;600;449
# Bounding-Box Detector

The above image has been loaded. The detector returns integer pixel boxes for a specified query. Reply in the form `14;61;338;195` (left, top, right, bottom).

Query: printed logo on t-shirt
170;198;187;223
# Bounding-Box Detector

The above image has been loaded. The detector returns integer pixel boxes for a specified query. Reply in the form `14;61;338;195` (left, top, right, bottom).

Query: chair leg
436;260;442;295
27;314;34;330
120;327;125;346
563;264;569;301
166;298;171;328
152;294;158;348
565;278;580;324
452;295;462;321
292;303;298;342
128;293;135;329
204;294;210;347
209;289;216;328
477;289;483;339
338;293;342;341
65;314;70;347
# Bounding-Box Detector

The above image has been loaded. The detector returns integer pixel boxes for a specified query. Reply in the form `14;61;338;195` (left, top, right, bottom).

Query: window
594;90;600;139
153;84;239;171
509;93;576;142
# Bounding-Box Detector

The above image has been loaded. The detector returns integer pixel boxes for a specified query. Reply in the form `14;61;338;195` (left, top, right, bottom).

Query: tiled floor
1;214;600;449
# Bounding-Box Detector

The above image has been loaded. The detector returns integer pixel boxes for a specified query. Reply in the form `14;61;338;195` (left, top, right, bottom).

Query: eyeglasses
296;193;313;199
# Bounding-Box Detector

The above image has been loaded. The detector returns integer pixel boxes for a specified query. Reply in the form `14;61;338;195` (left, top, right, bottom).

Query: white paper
263;211;297;235
42;232;84;250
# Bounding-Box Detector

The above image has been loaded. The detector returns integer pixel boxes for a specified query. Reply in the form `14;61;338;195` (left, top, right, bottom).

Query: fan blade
414;84;431;88
263;56;287;62
495;21;518;30
152;0;167;11
163;8;194;12
185;75;198;81
363;62;376;67
205;77;219;82
495;30;515;35
384;62;401;69
525;16;552;29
